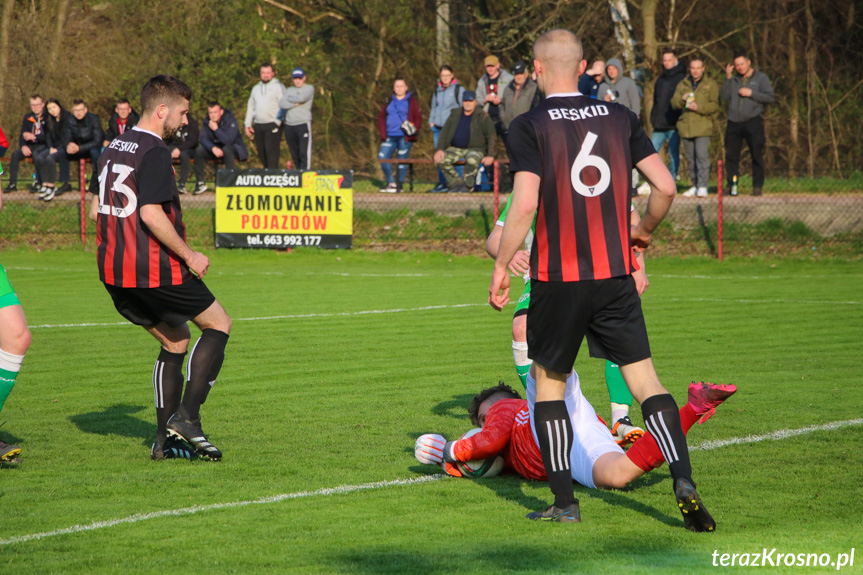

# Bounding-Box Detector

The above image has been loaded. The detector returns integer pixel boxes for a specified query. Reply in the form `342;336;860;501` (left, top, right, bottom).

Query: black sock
641;393;693;486
154;348;186;444
534;400;576;508
181;329;229;421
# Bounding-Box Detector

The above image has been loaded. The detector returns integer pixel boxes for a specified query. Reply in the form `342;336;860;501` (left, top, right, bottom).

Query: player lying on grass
485;194;649;448
415;376;735;531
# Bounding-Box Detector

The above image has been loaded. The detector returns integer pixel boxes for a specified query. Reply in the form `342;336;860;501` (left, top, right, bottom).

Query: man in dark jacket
721;49;774;196
500;60;542;137
166;113;199;194
102;98;140;148
64;99;103;169
644;48;686;190
194;102;248;194
433;91;496;193
6;95;48;191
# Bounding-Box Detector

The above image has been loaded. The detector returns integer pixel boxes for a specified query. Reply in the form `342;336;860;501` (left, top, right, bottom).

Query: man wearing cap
433;90;496;194
476;55;513;139
578;60;605;99
244;63;286;169
500;60;542;137
278;68;315;170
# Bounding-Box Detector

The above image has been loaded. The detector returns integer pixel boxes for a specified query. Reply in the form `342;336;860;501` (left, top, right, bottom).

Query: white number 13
570;131;611;197
98;160;137;218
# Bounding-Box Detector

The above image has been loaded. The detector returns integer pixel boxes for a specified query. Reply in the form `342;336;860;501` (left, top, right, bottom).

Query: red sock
627;403;699;472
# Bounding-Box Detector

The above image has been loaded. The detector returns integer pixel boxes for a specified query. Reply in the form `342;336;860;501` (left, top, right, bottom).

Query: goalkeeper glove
415;433;446;465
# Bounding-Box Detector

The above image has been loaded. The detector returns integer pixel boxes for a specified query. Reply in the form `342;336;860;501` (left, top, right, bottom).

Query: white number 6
570;131;611;197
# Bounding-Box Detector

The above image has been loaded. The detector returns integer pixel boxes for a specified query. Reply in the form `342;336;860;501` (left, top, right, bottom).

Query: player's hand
738;87;752;98
488;265;511;311
630;225;652;253
415;434;446;465
507;249;530;276
633;265;649;295
439;460;463;477
186;251;210;278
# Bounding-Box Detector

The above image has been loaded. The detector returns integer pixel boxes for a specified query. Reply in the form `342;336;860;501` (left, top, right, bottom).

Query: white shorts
526;370;624;489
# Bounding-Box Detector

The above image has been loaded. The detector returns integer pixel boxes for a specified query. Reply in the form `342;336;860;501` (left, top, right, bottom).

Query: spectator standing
102;98;140;148
578;60;605;98
0;124;8;157
6;95;48;192
244;63;286;169
376;78;421;193
597;58;640;116
672;58;720;198
34;99;73;200
195;102;248;195
428;65;464;193
166;113;199;194
277;67;314;170
476;56;513;139
433;90;496;194
643;48;686;191
721;49;774;196
500;60;542;137
63;100;103;188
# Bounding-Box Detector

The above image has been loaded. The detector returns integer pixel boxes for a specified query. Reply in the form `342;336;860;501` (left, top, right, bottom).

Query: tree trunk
608;0;637;79
804;0;815;177
641;0;658;135
367;18;386;167
48;0;71;69
787;23;799;176
0;0;15;113
436;0;450;68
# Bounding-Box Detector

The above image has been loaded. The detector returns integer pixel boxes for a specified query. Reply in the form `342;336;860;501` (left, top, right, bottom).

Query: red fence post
80;158;87;246
717;160;723;261
493;160;500;221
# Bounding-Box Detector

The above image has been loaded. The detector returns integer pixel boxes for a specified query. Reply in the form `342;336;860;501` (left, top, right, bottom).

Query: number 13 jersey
505;93;656;282
91;126;192;288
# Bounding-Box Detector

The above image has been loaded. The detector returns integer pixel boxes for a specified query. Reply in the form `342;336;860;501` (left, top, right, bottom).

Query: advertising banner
215;169;352;249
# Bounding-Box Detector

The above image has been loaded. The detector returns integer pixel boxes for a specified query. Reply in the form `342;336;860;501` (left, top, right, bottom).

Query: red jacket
378;93;422;142
0;125;8;153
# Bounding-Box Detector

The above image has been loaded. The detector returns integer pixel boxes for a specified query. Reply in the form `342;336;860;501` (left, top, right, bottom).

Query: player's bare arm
485;225;530;276
629;209;649;294
632;154;675;252
489;171;539;310
140;204;210;277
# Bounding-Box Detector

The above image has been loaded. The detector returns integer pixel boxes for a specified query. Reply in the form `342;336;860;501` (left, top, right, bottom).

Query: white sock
611;402;629;424
0;348;24;373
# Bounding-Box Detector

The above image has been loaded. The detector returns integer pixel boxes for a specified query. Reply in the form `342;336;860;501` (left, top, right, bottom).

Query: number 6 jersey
91;126;192;288
505;93;656;282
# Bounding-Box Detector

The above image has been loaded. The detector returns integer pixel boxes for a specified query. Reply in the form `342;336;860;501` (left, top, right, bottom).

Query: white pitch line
0;475;446;546
690;418;863;451
28;303;490;329
2;418;860;547
667;297;861;306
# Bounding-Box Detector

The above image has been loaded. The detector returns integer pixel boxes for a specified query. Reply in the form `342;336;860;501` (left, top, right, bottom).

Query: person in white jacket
244;63;286;169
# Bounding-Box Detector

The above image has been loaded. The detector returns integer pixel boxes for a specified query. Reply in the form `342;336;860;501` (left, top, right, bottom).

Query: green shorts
0;264;21;309
513;279;531;317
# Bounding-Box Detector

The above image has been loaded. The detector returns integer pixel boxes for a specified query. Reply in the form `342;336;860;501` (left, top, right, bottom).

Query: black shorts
526;276;651;374
104;278;216;328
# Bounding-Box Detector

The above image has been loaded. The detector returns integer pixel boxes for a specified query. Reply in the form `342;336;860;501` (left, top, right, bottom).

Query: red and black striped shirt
92;126;191;288
506;94;655;282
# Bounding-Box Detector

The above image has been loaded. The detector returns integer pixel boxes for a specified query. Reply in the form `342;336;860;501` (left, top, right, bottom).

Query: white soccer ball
455;428;505;478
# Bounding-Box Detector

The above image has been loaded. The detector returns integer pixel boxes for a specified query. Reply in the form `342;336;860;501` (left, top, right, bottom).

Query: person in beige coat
672;58;719;197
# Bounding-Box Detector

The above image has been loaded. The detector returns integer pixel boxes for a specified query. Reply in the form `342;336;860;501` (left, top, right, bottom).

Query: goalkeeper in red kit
415;376;735;531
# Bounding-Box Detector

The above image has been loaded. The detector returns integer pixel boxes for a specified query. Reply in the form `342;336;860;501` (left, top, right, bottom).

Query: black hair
439;65;453;74
207;101;222;109
661;47;677;56
72;99;86;107
468;381;521;426
733;49;749;61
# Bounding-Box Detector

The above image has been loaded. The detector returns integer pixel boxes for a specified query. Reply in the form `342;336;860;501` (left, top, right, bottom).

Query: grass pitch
0;249;861;574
